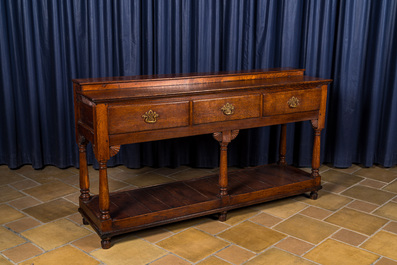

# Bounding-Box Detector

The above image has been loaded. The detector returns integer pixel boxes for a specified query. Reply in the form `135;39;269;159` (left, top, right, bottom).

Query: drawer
263;89;321;116
193;94;261;125
108;101;189;134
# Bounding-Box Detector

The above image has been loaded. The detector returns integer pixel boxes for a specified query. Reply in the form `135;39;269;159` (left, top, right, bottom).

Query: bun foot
82;217;89;225
310;191;318;200
101;238;111;249
219;211;227;222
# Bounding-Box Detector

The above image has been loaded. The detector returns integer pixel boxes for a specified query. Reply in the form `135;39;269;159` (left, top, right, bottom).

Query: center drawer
192;94;261;125
108;101;190;134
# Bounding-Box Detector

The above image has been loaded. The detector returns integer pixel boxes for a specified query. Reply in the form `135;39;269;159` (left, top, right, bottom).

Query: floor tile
154;166;190;176
223;207;258;226
361;179;388;189
329;164;362;174
72;234;102;252
117;165;157;175
169;168;213;181
322;182;349;193
196;256;231;265
347;200;379;213
134;227;174;243
150;254;191;265
2;243;43;263
123;172;174;187
275;237;314;255
21;165;76;184
275;214;338;244
325;208;388;235
245;248;315;265
321;169;364;187
219;221;285;253
300;206;333;220
6;217;41;233
55;173;79;186
331;229;368;246
196;220;231;235
383;221;397;234
375;257;397;265
64;191;80;205
10;179;39;190
164;218;206;233
21;219;91;250
157;228;228;262
90;177;133;193
7;196;41;210
304;239;379;265
23;180;78;202
249;212;283;227
383;180;397;193
388;166;397;173
342;185;395;205
0;167;26;185
354;167;397;182
22;198;77;222
0;226;26;251
216;245;255;264
92;235;167;265
0;204;25;224
0;185;24;203
295;191;352;211
254;198;307;219
361;231;397;260
374;202;397;221
20;245;99;265
0;255;13;265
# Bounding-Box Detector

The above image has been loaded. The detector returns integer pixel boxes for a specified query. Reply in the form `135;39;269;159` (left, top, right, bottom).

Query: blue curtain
1;0;396;169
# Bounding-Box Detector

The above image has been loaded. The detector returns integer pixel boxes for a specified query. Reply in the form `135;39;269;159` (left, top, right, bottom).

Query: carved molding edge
213;130;239;143
109;145;121;157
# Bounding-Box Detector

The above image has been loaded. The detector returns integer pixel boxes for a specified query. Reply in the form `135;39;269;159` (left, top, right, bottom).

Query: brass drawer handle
221;103;235;115
142;110;159;123
287;96;300;108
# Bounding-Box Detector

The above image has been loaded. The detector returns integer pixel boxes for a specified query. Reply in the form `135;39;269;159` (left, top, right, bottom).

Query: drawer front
193;94;261;125
263;89;321;116
108;101;189;134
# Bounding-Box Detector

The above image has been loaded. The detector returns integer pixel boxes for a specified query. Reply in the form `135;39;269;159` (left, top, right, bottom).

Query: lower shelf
79;164;320;239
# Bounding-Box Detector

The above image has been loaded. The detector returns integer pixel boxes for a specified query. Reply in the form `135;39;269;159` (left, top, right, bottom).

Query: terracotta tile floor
1;164;397;265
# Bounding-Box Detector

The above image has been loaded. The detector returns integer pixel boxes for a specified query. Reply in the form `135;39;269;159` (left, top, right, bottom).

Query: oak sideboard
73;68;331;249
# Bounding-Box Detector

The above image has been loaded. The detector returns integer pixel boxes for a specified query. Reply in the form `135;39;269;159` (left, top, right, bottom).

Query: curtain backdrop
1;0;396;169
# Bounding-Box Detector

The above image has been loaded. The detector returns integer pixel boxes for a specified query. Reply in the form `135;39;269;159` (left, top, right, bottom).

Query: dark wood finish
73;68;331;248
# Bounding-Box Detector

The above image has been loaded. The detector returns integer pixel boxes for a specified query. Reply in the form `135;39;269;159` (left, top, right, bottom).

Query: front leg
78;136;90;201
310;120;323;200
101;237;111;249
99;160;111;221
213;130;239;221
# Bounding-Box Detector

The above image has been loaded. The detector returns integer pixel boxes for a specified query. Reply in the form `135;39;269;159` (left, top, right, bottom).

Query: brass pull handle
142;110;159;123
287;96;300;108
221;103;235;115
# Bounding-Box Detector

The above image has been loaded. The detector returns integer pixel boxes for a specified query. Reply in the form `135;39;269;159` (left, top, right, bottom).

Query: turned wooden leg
219;211;227;222
99;161;111;221
213;130;239;197
78;137;90;201
278;124;287;165
310;191;319;200
310;127;322;199
82;217;89;225
101;238;111;249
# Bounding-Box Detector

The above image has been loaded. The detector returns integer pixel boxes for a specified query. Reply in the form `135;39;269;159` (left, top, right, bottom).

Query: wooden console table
73;68;331;249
